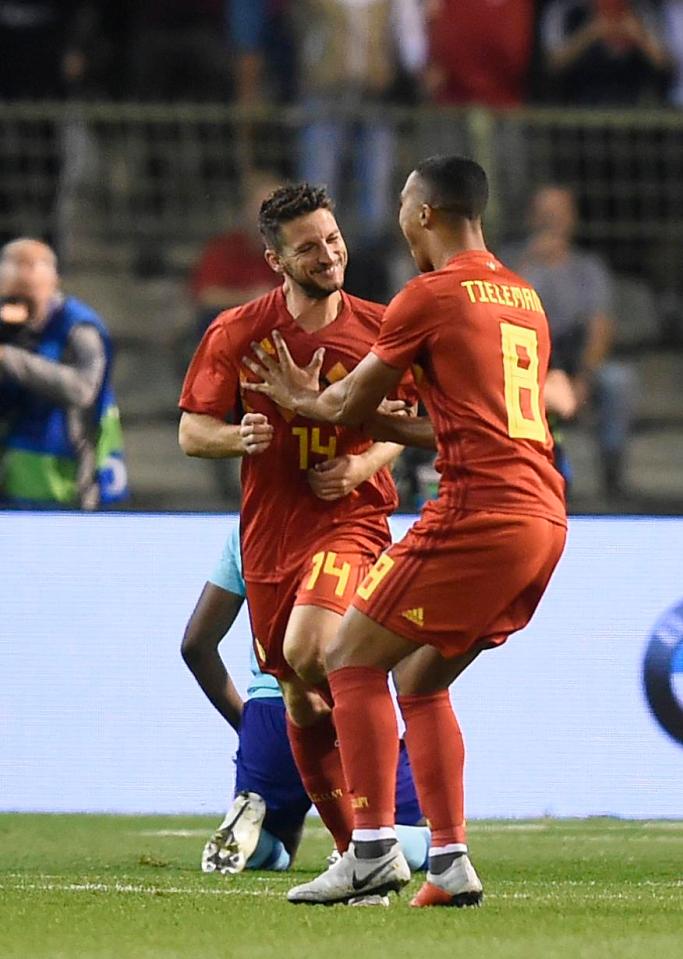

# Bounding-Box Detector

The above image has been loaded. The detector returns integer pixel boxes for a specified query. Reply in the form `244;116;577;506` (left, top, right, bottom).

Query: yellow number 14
292;427;337;470
306;551;351;598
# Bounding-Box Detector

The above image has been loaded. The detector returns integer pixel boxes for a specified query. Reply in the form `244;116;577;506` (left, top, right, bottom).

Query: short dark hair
413;155;489;221
258;183;335;250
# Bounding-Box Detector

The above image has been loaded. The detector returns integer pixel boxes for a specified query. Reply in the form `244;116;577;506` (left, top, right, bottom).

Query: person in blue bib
0;238;127;509
181;522;431;874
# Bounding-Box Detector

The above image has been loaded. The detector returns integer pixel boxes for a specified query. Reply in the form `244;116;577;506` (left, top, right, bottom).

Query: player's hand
544;370;578;420
376;397;411;417
242;329;325;411
239;412;274;456
307;454;368;501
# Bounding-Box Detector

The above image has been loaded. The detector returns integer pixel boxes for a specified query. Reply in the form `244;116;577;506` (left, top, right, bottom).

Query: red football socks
398;690;467;846
328;666;399;829
286;713;353;852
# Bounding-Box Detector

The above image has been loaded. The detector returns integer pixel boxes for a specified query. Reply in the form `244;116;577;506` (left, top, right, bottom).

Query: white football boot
201;791;266;875
347;894;390;907
410;853;483;908
326;848;342;868
288;842;410;905
327;847;389;903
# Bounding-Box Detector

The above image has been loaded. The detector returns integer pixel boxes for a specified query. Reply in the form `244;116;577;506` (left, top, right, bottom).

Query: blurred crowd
1;1;682;110
1;0;681;514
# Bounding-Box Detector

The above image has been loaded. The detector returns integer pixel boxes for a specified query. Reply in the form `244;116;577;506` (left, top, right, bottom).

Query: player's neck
283;286;343;332
430;224;487;271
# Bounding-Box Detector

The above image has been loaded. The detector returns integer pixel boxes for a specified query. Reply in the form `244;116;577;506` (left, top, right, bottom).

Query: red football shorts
352;503;567;658
246;546;378;678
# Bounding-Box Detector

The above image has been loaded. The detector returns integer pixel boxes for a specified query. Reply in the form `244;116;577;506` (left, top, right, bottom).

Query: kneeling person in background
181;523;431;874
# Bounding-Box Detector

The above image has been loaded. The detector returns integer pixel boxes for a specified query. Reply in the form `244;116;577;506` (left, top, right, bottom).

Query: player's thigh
283;547;378;680
392;642;483;697
326;606;422;672
353;508;565;661
480;519;566;647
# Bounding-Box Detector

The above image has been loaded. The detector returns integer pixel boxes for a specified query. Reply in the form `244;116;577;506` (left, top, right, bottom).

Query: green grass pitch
1;815;681;959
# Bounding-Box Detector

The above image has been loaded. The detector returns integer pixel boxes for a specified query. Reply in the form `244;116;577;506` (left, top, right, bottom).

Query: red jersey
372;251;566;526
180;287;401;581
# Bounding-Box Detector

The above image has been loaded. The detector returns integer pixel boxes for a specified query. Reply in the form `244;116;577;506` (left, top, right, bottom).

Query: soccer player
181;522;431;876
242;155;568;907
178;183;412;857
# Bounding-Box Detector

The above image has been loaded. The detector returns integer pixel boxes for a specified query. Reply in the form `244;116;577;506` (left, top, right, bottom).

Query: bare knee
283;633;326;686
283;606;342;685
280;677;330;727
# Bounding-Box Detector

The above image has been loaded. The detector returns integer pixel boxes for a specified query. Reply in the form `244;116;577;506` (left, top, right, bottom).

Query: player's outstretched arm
243;330;402;427
307;442;403;501
364;411;437;451
179;411;273;458
181;582;245;731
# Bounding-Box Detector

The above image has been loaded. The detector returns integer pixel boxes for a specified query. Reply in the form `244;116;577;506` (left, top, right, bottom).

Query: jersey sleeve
178;318;240;420
371;280;437;373
208;523;246;596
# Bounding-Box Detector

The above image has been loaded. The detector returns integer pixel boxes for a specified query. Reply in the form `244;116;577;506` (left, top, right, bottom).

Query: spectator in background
0;1;98;100
0;2;101;249
662;1;683;107
189;171;283;336
0;238;127;509
182;523;431;876
227;0;296;105
127;0;230;101
419;1;535;222
539;0;670;105
424;0;535;108
502;185;636;501
294;0;427;242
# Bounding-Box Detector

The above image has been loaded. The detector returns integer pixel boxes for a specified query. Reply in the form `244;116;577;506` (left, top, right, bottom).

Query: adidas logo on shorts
401;607;424;627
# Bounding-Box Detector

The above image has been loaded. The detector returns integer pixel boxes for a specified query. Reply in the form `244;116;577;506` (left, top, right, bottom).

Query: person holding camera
0;238;127;509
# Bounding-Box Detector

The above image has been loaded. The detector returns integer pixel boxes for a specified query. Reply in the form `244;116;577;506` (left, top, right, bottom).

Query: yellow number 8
500;322;546;442
357;554;395;601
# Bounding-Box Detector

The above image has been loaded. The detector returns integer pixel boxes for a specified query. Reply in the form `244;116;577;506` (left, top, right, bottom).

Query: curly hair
258;183;334;251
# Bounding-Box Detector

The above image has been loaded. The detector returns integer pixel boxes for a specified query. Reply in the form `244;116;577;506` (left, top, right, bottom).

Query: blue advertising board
2;513;681;817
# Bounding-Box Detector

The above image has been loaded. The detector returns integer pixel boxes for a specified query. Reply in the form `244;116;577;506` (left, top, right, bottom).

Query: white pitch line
469;823;548;832
133;829;209;838
2;879;679;903
131;821;683;839
0;881;275;897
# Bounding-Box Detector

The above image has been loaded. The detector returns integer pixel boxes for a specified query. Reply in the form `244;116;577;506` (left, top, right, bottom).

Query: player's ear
419;204;431;228
264;248;284;274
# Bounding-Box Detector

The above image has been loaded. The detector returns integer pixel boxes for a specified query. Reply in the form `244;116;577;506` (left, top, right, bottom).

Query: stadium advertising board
2;513;682;818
